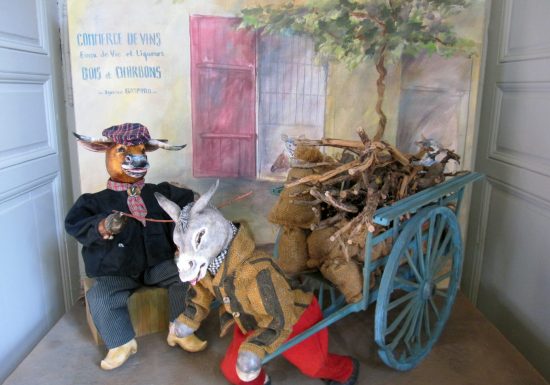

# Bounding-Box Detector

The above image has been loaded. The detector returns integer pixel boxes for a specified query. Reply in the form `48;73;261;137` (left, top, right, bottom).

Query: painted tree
241;0;476;141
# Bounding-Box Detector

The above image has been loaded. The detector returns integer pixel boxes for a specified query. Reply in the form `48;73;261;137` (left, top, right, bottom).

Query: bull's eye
117;146;126;153
195;229;205;247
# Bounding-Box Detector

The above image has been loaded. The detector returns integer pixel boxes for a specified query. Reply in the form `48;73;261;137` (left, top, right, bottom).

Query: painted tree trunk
374;44;388;141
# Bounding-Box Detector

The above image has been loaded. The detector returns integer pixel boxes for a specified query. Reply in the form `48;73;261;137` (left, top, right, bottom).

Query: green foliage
240;0;476;69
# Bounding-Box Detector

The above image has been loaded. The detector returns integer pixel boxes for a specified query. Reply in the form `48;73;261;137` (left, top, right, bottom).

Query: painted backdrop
67;0;487;245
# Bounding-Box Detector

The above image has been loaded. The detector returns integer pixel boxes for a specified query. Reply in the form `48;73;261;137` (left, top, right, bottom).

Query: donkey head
155;180;235;285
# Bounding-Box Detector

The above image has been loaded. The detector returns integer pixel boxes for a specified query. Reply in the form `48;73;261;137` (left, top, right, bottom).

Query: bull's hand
99;212;127;239
236;351;262;382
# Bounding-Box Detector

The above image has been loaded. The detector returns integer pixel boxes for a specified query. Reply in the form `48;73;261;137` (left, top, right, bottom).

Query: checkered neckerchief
207;222;238;276
107;179;147;226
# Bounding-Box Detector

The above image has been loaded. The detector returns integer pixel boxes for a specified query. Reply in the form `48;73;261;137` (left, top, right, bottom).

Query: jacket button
118;243;125;248
223;297;231;304
232;312;240;318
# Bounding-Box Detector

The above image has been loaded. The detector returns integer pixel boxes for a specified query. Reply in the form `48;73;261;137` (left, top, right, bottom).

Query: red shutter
190;16;256;178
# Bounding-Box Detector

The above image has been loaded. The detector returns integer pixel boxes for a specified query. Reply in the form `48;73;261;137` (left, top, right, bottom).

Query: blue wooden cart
264;171;484;371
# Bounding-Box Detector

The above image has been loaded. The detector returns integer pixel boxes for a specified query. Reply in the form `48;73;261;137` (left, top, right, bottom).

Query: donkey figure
155;181;359;385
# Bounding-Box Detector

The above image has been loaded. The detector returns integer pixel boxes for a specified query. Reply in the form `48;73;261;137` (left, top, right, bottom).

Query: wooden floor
4;293;547;385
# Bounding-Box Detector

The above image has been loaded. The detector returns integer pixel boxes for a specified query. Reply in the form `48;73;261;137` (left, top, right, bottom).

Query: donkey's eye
195;229;205;246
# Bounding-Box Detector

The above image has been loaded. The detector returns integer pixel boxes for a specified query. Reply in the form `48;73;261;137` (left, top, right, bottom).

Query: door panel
464;0;550;380
0;78;56;168
190;16;256;178
488;83;550;177
0;0;76;381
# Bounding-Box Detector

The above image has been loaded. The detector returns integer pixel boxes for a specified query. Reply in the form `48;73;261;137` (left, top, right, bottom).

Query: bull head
73;132;186;183
154;180;235;285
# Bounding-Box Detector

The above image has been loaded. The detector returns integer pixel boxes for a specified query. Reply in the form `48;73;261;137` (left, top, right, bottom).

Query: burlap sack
276;226;309;275
269;146;329;229
268;167;318;228
355;236;393;262
307;226;339;260
320;258;363;303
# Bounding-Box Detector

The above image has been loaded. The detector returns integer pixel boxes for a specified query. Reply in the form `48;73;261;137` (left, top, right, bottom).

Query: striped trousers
86;259;188;349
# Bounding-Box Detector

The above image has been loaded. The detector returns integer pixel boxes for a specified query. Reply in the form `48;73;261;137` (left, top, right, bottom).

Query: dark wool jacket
65;182;194;278
176;224;314;359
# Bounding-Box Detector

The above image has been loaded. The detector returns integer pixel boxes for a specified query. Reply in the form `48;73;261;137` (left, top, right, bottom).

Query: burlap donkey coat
175;224;313;359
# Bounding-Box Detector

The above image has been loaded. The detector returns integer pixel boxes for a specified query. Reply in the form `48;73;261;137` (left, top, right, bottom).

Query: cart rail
373;172;483;226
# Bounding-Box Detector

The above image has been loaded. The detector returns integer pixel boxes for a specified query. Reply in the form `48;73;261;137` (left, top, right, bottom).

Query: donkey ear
191;180;219;215
154;192;181;222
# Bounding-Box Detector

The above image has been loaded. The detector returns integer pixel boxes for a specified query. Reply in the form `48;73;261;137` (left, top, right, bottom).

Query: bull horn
72;132;113;143
72;132;114;152
147;139;187;151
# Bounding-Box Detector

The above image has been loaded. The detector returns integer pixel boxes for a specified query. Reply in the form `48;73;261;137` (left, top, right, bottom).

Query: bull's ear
73;132;114;152
191;180;219;215
154;192;181;222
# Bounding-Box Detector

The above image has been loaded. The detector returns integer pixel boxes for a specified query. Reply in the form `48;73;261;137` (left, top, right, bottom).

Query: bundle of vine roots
268;128;462;303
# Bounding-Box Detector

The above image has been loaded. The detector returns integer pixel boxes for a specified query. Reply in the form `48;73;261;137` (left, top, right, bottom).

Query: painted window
258;34;327;180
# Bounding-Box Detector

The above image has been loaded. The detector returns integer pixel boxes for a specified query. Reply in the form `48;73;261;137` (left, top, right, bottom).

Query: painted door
0;0;78;381
463;0;550;380
190;16;256;178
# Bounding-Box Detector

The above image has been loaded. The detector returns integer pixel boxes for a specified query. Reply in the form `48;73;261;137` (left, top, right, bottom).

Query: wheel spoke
425;214;436;272
405;249;422;282
416;228;426;277
435;289;448;298
431;243;455;277
423;302;431;338
432;252;451;278
404;303;422;346
409;299;425;347
429;215;446;269
429;297;440;320
404;339;413;356
436;230;453;259
433;270;452;285
418;301;426;346
388;299;420;350
385;297;416;336
388;290;418;311
431;230;453;275
394;276;420;290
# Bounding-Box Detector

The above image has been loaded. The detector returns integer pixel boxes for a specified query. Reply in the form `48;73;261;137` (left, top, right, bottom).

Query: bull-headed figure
65;123;206;371
155;181;359;385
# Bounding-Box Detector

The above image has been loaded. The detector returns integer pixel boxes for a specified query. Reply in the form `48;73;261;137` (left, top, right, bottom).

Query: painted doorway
190;15;256;178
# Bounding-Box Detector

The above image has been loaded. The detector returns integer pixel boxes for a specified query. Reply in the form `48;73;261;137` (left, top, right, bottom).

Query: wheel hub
421;281;434;300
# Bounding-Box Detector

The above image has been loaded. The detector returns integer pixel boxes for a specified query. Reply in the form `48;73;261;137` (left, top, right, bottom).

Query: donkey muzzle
176;255;208;285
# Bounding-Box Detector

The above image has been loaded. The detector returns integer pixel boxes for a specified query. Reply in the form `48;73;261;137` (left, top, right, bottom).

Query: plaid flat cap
102;123;151;146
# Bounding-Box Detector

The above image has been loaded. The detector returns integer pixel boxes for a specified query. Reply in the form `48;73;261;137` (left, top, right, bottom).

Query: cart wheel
375;206;462;371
